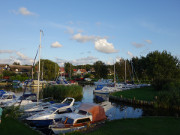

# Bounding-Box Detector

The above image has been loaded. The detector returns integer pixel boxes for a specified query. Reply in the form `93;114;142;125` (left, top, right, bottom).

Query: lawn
0;117;40;135
111;87;158;101
68;117;180;135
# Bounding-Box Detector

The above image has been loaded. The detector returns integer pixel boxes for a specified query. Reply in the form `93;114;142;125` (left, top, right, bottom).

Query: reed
43;85;83;101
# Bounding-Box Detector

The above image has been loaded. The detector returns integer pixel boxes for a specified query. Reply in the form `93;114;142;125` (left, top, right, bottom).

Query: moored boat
26;97;75;127
49;103;107;134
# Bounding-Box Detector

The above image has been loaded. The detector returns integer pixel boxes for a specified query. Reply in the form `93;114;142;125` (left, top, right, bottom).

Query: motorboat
0;92;17;107
93;86;115;94
49;103;107;134
26;97;75;127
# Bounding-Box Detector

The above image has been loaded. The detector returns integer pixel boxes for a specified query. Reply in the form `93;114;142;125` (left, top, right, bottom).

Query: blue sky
0;0;180;66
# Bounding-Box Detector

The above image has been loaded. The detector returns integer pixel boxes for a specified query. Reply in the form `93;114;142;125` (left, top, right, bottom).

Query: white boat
26;97;75;127
49;103;107;134
0;92;17;107
93;86;115;94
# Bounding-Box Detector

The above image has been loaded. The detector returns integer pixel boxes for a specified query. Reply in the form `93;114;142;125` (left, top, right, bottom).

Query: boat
0;90;7;97
2;93;38;108
30;80;47;87
49;103;107;134
26;97;75;127
0;92;17;107
12;80;21;86
94;79;114;86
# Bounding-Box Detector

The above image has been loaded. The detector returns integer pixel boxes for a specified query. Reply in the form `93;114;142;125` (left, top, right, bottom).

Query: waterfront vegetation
0;106;40;135
67;117;180;135
43;85;83;101
111;87;157;101
111;86;180;110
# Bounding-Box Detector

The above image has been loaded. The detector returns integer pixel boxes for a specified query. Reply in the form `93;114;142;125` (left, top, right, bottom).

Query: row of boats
93;79;150;94
0;90;107;134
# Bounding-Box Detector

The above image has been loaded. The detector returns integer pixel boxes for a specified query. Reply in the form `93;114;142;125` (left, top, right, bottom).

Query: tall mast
125;60;126;84
37;30;42;103
114;60;116;84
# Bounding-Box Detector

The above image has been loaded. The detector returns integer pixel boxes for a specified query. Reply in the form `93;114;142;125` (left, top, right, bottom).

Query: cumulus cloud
56;56;98;66
95;39;119;54
51;41;63;48
132;42;145;48
145;40;152;44
19;7;35;16
127;51;133;58
0;50;15;53
16;52;33;65
12;7;36;16
72;33;101;43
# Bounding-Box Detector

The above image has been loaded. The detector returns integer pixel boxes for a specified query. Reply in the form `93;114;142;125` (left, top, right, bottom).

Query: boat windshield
2;95;13;99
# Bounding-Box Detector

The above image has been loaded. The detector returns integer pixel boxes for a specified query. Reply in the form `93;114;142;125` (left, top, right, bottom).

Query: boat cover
78;103;106;123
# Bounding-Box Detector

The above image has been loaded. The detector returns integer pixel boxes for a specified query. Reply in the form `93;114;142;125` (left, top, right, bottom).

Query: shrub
43;85;83;101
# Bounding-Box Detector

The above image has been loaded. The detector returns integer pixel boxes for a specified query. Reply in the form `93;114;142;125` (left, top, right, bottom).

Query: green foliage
10;75;28;81
156;89;180;109
3;70;16;77
43;85;83;101
93;61;108;79
35;59;59;80
64;62;73;78
2;106;21;119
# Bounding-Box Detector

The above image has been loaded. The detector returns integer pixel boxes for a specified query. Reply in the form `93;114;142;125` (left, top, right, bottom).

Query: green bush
156;90;180;109
43;85;83;101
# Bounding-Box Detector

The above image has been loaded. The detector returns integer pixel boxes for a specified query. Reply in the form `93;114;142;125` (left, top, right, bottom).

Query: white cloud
51;41;63;48
145;40;152;44
12;7;36;16
95;39;119;54
127;51;133;58
16;52;33;65
132;42;145;48
18;7;35;16
72;33;101;43
0;50;15;53
56;56;98;66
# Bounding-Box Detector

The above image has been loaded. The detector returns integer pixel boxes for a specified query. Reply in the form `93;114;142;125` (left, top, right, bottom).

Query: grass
67;117;180;135
111;87;158;101
0;117;40;135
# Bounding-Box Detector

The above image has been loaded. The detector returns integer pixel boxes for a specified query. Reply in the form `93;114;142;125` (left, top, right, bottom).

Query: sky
0;0;180;66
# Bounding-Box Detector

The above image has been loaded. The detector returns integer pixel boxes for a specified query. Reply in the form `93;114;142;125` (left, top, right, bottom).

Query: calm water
2;85;179;120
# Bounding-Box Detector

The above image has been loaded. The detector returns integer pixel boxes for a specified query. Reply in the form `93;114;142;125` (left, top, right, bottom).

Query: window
76;118;90;124
78;110;87;115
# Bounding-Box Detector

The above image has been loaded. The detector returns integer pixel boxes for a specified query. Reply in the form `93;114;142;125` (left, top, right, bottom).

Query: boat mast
125;60;126;84
114;60;116;85
37;30;43;103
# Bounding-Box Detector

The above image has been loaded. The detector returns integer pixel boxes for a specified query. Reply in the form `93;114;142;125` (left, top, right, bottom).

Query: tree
93;61;108;79
64;62;73;79
145;50;180;90
35;59;59;80
13;62;20;65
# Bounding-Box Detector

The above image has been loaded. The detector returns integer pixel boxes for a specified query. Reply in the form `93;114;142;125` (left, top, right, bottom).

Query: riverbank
0;117;40;135
109;86;180;109
68;117;180;135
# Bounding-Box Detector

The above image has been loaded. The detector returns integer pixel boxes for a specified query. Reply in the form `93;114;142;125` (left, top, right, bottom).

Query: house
9;65;32;74
59;67;66;76
73;69;87;76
